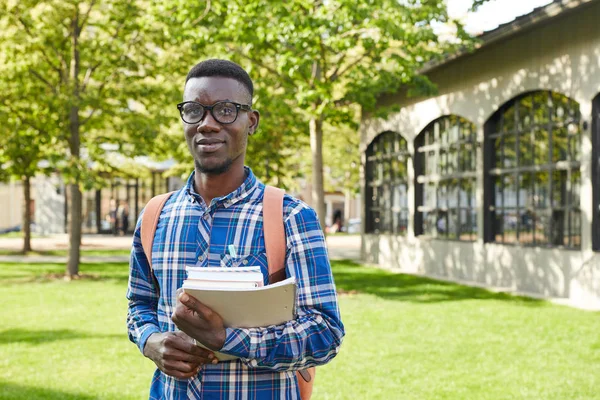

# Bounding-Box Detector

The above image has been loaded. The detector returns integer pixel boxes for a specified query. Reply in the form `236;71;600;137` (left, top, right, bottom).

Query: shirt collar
184;166;259;208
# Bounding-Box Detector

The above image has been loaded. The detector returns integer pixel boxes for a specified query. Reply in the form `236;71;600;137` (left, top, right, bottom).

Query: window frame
414;115;478;241
364;131;410;235
483;91;582;249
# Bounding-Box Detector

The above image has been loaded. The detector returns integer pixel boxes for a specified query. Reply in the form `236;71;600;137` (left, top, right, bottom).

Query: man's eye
217;105;235;116
185;106;203;115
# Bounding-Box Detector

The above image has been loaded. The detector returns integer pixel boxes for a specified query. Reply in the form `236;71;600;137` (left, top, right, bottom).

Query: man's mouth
196;138;225;153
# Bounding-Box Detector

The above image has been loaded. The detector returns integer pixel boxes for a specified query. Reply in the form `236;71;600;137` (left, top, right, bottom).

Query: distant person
117;201;130;235
126;59;344;399
331;210;343;233
436;214;446;234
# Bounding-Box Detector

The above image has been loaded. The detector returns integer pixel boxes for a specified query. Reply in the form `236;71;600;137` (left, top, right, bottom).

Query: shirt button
203;214;210;220
242;260;248;265
198;255;204;261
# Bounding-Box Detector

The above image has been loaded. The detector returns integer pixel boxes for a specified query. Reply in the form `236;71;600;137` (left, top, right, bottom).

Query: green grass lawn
0;249;131;257
0;232;29;239
0;260;599;399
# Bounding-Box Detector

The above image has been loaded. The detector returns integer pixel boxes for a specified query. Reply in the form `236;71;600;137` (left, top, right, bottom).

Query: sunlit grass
0;260;599;399
0;249;131;257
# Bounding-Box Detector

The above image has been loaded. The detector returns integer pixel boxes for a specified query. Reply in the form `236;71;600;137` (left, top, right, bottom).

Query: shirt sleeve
219;205;345;370
126;210;161;354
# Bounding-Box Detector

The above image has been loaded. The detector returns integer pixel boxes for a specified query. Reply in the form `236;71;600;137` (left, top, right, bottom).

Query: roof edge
420;0;596;74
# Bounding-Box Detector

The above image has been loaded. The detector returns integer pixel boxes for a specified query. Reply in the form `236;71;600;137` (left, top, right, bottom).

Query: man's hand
171;289;227;351
143;331;217;380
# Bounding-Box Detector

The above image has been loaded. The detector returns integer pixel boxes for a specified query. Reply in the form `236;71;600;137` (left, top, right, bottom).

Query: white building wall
34;175;65;235
0;181;23;231
361;1;600;309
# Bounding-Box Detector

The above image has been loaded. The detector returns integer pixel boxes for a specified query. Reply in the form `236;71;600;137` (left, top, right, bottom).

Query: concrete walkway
0;234;361;263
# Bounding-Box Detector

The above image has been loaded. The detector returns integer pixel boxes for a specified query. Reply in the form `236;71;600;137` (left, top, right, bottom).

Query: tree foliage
158;0;474;227
0;0;174;275
0;0;482;255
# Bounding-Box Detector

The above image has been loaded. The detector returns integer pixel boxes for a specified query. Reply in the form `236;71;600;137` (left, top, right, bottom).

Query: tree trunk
310;115;326;231
66;8;82;278
22;175;32;253
67;183;82;278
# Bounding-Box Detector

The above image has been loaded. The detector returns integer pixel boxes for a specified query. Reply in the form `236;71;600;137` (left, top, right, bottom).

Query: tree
166;0;473;229
0;10;63;253
1;0;168;277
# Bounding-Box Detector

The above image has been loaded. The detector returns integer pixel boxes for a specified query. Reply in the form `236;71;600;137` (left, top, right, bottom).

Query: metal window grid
485;91;582;249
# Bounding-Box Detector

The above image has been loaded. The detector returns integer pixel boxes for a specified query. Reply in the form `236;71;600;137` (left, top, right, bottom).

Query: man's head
180;59;259;176
186;59;254;105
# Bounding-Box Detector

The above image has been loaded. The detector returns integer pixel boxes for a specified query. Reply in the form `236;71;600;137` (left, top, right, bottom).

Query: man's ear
248;110;260;135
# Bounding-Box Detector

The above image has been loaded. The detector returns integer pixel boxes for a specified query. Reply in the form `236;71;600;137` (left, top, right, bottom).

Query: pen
228;244;237;257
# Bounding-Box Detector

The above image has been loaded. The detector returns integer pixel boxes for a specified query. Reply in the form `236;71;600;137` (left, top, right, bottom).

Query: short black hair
186;59;254;101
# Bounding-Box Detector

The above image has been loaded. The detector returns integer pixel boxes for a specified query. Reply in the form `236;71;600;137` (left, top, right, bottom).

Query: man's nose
196;111;221;132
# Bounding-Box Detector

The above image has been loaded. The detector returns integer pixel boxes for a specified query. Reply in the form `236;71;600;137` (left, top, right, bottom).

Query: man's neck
193;165;247;205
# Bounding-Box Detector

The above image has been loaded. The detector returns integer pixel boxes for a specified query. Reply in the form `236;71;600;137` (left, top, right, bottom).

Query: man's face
182;76;259;175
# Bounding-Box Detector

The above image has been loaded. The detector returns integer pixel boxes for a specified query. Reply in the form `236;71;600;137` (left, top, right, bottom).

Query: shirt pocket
220;252;270;286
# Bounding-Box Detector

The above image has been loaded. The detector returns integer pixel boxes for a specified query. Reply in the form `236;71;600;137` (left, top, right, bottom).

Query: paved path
0;234;361;263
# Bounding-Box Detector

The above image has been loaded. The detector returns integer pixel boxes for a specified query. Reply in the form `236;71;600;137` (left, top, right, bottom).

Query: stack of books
183;266;265;290
181;265;297;361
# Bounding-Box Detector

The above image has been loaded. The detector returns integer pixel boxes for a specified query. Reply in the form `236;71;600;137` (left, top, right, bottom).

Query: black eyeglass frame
176;101;252;125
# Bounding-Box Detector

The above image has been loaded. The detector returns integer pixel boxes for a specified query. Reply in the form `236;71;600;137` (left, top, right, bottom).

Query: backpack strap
263;185;313;386
141;192;174;268
263;186;287;284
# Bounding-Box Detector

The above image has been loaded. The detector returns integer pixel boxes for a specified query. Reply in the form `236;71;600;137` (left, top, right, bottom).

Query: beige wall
0;181;23;231
0;177;66;234
363;235;600;310
360;1;600;309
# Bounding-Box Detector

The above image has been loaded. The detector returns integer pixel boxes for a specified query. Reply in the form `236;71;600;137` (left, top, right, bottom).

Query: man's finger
179;292;214;317
172;302;200;327
164;359;199;374
186;341;217;359
163;347;211;365
169;331;216;361
163;362;201;379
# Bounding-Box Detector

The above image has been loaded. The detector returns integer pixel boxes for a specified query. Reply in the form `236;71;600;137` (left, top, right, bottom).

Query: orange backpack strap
263;186;315;393
141;192;174;268
263;186;287;283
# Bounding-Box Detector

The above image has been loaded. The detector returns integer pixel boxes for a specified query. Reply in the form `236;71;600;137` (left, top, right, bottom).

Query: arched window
365;132;410;234
414;116;477;240
484;91;581;248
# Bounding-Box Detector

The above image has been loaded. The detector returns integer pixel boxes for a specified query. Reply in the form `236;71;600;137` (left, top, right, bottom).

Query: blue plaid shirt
127;168;344;399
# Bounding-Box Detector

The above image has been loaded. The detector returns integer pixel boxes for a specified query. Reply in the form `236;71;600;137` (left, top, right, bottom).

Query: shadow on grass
0;381;97;400
0;328;125;346
332;260;544;305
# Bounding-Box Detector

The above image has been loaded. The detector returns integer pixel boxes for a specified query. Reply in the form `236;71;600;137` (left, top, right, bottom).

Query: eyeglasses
176;101;252;125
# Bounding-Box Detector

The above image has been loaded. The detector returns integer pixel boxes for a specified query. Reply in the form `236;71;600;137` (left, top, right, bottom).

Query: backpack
140;186;315;399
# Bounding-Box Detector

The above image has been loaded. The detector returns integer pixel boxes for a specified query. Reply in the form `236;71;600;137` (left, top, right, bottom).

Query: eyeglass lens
181;102;239;124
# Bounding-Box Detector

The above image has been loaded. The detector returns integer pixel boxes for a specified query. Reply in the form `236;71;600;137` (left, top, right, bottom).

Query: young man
127;59;345;399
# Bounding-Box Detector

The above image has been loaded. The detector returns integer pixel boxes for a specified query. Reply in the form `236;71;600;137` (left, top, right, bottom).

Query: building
296;178;361;233
0;157;182;235
360;0;600;309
